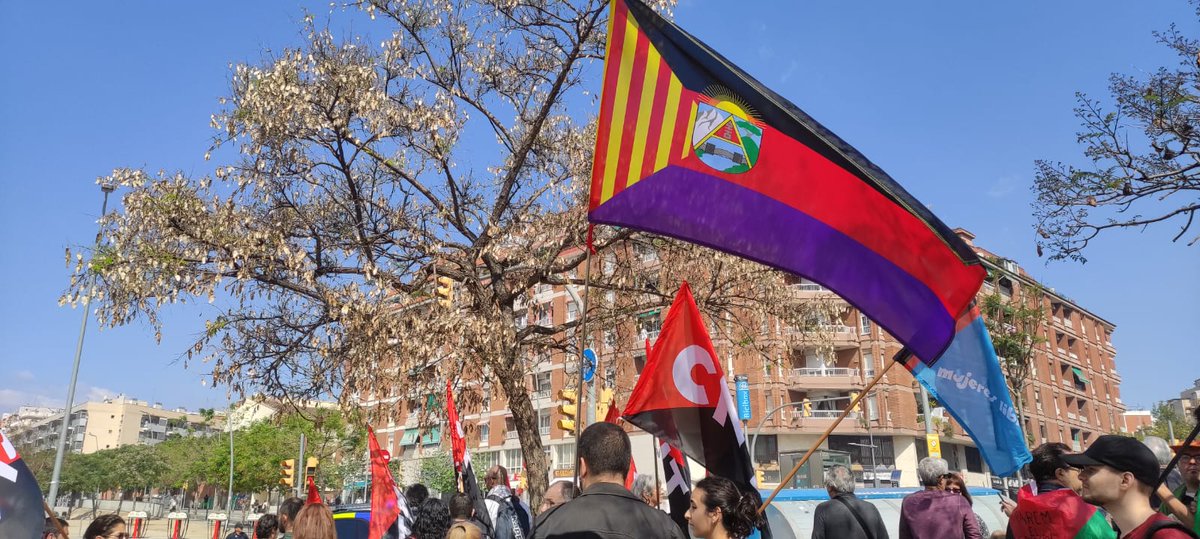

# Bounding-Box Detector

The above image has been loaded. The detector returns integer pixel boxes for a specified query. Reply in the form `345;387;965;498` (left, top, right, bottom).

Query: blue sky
1;1;1197;416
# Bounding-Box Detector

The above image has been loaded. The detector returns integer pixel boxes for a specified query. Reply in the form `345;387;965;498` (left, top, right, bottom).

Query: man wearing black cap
1064;435;1197;538
224;523;249;539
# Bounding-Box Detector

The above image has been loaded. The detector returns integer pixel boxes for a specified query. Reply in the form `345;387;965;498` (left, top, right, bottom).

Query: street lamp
847;442;880;488
47;182;116;510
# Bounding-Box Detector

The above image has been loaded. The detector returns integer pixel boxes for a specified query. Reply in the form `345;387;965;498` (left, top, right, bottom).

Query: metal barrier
126;511;148;538
166;512;189;539
207;513;228;539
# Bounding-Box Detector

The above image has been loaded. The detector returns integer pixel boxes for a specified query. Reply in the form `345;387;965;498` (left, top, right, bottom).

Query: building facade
10;395;215;455
1165;379;1200;422
370;230;1127;488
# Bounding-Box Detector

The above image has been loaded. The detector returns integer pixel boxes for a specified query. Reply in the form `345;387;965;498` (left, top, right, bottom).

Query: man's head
577;422;631;488
448;493;473;521
539;480;581;513
1172;440;1200;489
405;483;430;508
277;497;304;532
1064;435;1160;508
485;465;509;490
917;457;949;488
824;465;855;497
1028;442;1083;493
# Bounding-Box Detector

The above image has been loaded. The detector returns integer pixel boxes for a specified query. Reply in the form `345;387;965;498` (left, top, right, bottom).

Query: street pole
867;411;879;488
298;434;307;498
227;409;235;512
47;183;114;510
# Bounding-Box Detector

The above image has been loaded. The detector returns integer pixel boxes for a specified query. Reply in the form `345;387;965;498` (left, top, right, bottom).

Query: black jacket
812;494;890;539
531;482;686;539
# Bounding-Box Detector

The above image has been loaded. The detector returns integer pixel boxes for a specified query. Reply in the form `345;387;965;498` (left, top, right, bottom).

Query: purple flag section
0;430;45;539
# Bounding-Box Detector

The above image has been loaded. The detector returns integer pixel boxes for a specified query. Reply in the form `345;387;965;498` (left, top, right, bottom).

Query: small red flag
305;475;322;505
603;400;638;490
447;381;467;473
368;427;401;539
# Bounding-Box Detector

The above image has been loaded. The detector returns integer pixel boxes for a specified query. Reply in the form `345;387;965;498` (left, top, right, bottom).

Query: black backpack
487;494;530;539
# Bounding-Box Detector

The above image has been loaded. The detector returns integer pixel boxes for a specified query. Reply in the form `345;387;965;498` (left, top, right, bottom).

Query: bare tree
1033;3;1200;261
978;259;1046;444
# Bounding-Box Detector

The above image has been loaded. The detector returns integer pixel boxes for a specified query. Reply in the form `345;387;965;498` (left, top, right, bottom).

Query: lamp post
749;395;859;475
47;183;116;510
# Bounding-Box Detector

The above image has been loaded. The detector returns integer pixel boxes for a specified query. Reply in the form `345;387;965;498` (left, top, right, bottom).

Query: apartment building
370;230;1127;488
1165;378;1200;421
10;394;215;454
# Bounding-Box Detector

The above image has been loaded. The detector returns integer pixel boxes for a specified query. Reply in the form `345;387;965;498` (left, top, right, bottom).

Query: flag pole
572;236;594;489
758;360;896;513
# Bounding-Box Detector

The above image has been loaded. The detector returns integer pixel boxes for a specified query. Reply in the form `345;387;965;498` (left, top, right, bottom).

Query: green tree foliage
1033;1;1200;261
1141;401;1197;441
978;262;1046;443
418;453;458;495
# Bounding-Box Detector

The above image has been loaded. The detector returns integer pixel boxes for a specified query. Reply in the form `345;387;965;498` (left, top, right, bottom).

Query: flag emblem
690;93;763;174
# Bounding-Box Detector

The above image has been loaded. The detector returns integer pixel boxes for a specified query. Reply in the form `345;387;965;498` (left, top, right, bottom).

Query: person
484;465;531;539
1160;441;1200;535
631;474;664;508
278;496;305;539
447;522;484;539
897;457;981;539
413;497;452;539
538;480;581;513
407;484;431;526
1065;435;1198;538
532;422;685;538
83;514;126;539
255;514;280;539
811;465;889;539
449;492;485;534
291;504;336;539
225;523;250;539
43;517;69;539
684;476;766;539
1005;442;1114;539
944;473;989;537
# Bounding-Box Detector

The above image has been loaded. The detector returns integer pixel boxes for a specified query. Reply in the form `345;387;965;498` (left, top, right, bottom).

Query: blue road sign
582;348;597;383
735;374;751;420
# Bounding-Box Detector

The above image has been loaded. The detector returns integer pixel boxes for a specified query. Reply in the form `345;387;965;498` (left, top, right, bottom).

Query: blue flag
904;307;1032;476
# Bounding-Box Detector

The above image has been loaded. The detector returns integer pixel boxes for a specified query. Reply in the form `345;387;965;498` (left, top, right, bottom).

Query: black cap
1062;435;1160;486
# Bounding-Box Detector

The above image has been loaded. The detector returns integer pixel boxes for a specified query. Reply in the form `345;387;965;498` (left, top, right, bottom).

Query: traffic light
801;399;812;417
435;276;454;308
595;388;614;421
849;392;862;413
305;456;319;481
280;459;296;487
755;468;765;485
558;389;578;435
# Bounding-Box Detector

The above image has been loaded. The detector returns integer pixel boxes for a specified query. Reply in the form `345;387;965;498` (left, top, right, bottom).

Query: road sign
582;348;596;383
926;433;942;458
735;375;751;421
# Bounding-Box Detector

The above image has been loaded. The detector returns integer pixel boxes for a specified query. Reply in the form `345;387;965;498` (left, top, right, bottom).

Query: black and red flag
659;440;692;538
623;282;769;537
447;381;493;533
0;429;46;539
367;427;411;539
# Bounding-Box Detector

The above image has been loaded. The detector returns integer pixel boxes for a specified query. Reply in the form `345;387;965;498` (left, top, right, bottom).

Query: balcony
505;430;518;440
788;368;863;390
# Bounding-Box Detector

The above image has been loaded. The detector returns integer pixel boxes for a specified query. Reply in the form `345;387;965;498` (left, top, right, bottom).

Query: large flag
603;400;637;490
624;282;769;537
367;427;410;539
588;0;985;365
0;430;46;539
659;440;692;538
1008;485;1114;539
901;307;1032;476
446;382;493;533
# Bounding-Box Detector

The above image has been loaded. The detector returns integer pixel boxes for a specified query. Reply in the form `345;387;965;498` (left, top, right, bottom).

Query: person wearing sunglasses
943;473;989;538
1158;441;1200;535
83;514;126;539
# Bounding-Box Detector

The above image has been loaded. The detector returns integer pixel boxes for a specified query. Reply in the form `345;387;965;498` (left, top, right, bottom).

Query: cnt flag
901;306;1032;476
367;427;412;539
659;441;692;539
447;381;494;533
0;430;44;539
588;0;985;365
624;282;769;537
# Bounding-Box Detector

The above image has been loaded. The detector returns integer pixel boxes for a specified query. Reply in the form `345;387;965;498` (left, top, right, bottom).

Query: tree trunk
496;351;548;510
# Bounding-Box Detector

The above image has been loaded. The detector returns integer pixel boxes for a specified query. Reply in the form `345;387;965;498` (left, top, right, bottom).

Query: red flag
305;475;322;505
367;427;401;539
603;400;638;490
446;381;467;473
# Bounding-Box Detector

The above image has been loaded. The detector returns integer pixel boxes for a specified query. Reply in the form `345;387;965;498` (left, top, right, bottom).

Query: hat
1171;440;1200;453
1063;435;1160;486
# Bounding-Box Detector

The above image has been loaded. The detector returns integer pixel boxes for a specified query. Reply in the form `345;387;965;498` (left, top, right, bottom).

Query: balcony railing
791;282;829;292
808;410;860;420
1067;412;1077;419
791;367;860;378
505;430;518;440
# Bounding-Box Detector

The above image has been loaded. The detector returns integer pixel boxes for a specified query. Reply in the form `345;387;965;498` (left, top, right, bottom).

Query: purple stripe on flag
590;166;954;363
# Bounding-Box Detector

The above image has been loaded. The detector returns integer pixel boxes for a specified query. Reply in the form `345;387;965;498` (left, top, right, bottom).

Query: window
1039;422;1048;442
479;424;490;447
502;448;524;471
533;371;552;398
605;366;616;389
505;417;517;439
859;314;872;335
633;353;647;374
866;395;879;421
482;388;492;411
862;351;875;376
566;300;579;322
964;446;984;473
539;409;551;436
554;444;576;470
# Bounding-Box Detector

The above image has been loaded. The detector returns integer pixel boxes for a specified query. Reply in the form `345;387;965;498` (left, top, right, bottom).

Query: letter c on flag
672;345;716;405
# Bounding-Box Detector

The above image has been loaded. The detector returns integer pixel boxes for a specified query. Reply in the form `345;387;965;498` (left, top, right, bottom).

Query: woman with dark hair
291;504;336;539
255;513;280;539
944;473;990;536
685;476;766;539
84;514;127;539
412;497;451;539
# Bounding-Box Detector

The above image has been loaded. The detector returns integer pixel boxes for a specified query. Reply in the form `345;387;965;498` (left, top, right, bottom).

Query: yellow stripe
626;46;661;187
682;101;697;159
653;75;682;173
600;17;640;204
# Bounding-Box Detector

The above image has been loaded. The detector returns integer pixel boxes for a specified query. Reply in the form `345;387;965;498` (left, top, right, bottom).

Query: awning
399;429;419;446
1070;367;1089;384
420;426;441;445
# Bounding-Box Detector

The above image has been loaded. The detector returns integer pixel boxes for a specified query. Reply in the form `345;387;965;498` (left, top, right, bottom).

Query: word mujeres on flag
624;282;770;537
0;430;45;539
588;0;985;365
901;306;1032;476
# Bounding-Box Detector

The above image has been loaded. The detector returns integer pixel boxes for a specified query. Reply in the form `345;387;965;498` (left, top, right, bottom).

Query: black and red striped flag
0;429;45;538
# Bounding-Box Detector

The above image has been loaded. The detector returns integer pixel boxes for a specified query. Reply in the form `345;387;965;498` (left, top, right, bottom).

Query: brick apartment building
370;230;1127;488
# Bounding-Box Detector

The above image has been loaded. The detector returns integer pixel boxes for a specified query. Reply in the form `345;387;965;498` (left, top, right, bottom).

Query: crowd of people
44;427;1199;539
